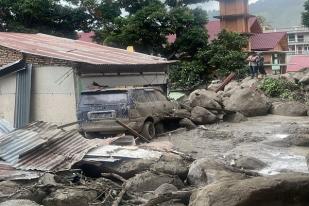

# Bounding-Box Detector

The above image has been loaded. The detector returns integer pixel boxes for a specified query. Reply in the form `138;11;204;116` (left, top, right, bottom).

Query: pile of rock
175;76;309;128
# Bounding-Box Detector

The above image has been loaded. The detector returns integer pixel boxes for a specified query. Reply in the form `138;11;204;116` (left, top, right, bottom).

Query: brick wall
0;46;23;67
24;54;73;67
0;45;74;67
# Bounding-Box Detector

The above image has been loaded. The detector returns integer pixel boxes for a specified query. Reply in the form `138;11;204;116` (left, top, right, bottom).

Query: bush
259;77;300;100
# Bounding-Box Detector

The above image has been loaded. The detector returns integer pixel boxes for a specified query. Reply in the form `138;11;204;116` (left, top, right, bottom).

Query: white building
266;26;309;55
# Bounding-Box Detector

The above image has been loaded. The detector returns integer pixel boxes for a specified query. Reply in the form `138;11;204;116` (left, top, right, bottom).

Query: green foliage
0;0;92;38
199;30;248;77
169;61;206;89
259;78;300;100
102;2;171;55
303;0;309;27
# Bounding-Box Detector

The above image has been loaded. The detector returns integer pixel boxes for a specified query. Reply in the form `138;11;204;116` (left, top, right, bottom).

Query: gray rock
235;156;267;170
224;81;239;93
190;106;217;125
223;88;271;117
0;200;42;206
43;188;97;206
187;159;245;187
99;158;156;178
240;77;258;88
179;118;197;130
223;112;247;123
38;173;57;186
189;173;309;206
174;109;191;119
154;183;178;195
299;75;309;84
189;89;222;109
271;102;308;116
306;154;309;170
0;181;34;202
127;171;184;193
150;153;190;180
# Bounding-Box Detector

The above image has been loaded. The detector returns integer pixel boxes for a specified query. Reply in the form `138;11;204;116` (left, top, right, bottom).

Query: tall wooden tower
215;0;250;34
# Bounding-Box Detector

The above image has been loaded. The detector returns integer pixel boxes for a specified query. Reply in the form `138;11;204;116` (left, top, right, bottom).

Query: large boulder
223;112;247;123
150;153;190;179
240;77;258;88
190;107;217;125
189;173;309;206
174;109;191;119
187;159;245;187
0;200;42;206
189;89;222;109
306;154;309;170
43;188;97;206
223;88;271;117
271;102;308;116
179;118;197;130
127;171;184;193
299;75;309;84
234;156;267;170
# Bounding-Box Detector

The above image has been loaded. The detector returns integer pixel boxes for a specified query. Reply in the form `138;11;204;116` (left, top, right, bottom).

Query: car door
130;89;154;121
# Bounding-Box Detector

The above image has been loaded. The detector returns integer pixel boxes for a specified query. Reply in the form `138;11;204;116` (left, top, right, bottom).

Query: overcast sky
200;0;259;11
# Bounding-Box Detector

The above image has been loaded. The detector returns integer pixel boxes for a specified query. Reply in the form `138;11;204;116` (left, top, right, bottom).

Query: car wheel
142;121;156;140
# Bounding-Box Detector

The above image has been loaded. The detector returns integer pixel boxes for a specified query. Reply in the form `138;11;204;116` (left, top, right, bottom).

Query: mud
157;115;309;175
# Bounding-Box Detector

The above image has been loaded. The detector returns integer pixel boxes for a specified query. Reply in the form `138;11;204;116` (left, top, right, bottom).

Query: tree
257;15;272;30
0;0;92;38
303;0;309;27
101;1;171;55
199;30;248;77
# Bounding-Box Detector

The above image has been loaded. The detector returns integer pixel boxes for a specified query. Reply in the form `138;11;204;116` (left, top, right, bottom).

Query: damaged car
77;87;177;139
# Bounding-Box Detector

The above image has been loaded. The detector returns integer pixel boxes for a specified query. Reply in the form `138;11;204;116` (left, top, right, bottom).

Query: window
289;46;295;51
297;34;304;42
288;34;295;42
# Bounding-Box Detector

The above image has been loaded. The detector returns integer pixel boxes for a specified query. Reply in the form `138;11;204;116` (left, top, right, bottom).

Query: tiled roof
205;16;260;41
0;32;170;65
205;20;221;41
77;31;95;43
287;55;309;72
250;32;287;51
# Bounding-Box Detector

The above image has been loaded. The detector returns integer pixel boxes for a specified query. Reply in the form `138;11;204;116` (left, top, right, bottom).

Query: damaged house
0;33;172;128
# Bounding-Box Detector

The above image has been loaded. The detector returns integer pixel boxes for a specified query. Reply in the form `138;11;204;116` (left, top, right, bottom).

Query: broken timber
115;119;150;143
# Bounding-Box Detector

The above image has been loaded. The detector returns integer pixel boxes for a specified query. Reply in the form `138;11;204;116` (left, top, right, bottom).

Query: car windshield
80;92;128;105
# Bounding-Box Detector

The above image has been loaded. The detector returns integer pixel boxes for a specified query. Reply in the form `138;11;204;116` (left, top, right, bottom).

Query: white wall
78;73;168;91
31;66;77;125
0;73;16;124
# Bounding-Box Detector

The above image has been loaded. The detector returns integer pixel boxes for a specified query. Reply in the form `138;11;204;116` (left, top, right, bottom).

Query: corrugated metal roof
0;119;13;136
0;32;170;66
287;55;309;72
0;121;118;172
0;161;41;180
250;32;287;51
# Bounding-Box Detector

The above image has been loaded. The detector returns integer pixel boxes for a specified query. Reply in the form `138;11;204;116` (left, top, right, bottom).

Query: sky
200;0;260;11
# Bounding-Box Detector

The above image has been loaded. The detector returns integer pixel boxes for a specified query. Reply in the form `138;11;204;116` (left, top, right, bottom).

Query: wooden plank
115;120;150;143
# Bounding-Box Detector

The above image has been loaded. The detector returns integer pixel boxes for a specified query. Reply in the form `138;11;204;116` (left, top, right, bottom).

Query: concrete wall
78;73;168;92
31;66;77;125
0;73;16;124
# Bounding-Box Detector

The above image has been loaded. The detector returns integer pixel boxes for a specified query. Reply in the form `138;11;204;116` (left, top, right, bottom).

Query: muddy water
157;115;309;175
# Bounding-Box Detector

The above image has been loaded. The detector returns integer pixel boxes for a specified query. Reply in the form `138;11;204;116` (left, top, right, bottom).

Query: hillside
206;0;305;28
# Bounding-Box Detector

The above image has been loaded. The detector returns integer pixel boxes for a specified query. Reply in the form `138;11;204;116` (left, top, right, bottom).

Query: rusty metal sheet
0;161;41;180
0;121;118;172
0;33;171;66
